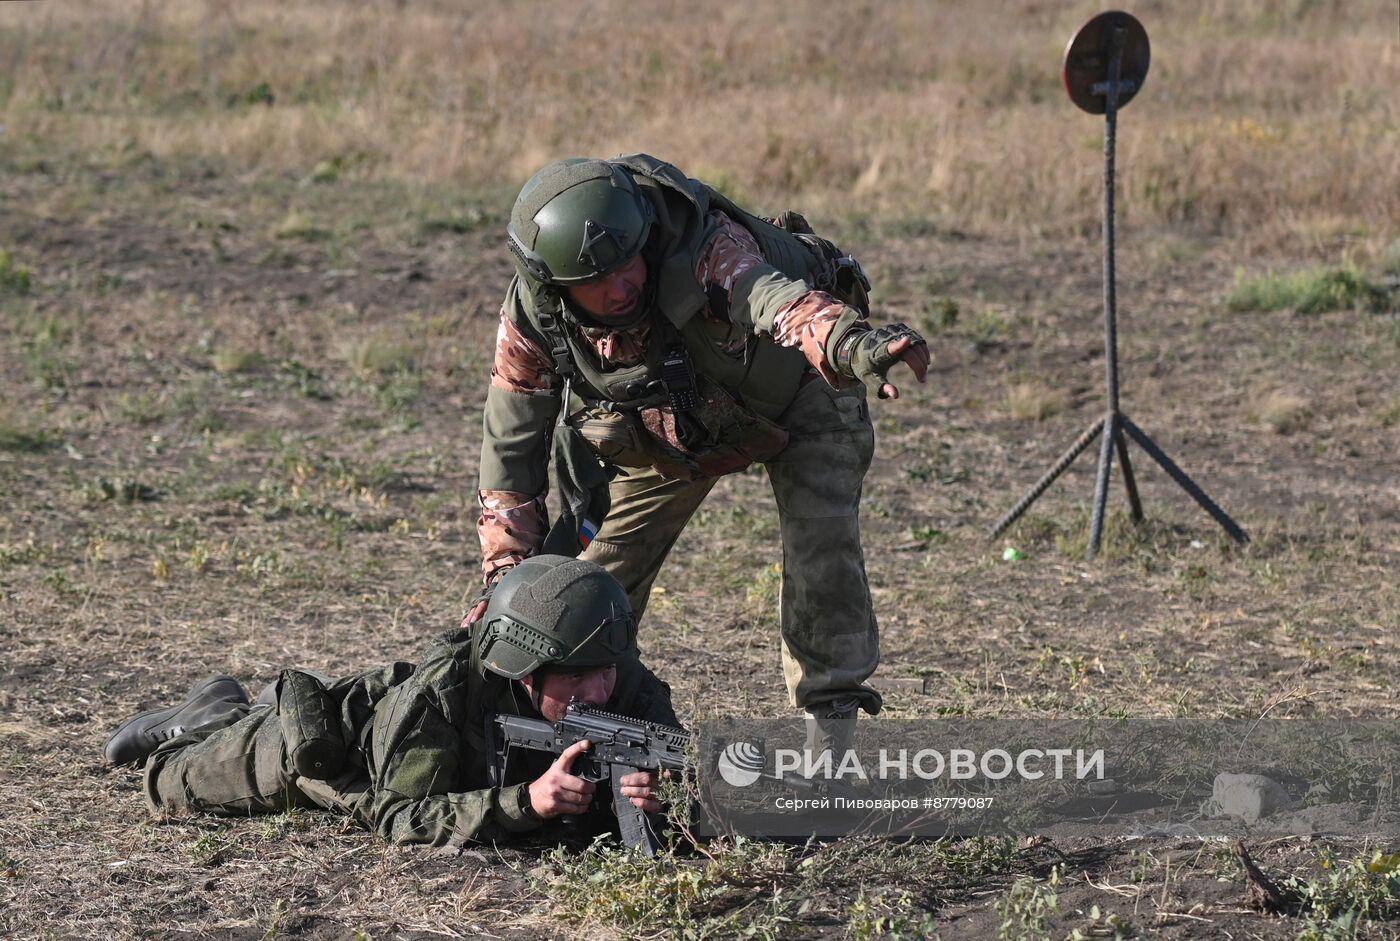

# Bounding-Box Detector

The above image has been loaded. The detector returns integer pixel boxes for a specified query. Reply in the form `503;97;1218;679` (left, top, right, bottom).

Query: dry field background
1;1;1398;939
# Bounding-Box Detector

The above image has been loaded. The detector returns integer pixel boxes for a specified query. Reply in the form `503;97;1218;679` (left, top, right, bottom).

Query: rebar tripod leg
1087;412;1118;558
1121;417;1248;544
1114;423;1144;521
987;416;1105;540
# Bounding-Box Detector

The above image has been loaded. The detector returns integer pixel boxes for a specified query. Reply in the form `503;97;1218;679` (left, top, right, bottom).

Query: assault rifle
487;700;692;856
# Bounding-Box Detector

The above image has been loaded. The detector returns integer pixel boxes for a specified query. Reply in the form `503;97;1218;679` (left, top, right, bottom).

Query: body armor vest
510;154;828;422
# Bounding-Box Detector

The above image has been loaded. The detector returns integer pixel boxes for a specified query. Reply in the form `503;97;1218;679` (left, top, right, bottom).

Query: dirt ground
1;152;1397;940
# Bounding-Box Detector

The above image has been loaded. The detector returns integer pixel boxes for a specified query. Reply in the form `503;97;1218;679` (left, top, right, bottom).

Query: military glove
836;323;929;398
459;581;496;629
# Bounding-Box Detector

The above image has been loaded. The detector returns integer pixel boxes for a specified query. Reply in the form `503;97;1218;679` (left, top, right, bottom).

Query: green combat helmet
476;555;638;680
506;158;654;288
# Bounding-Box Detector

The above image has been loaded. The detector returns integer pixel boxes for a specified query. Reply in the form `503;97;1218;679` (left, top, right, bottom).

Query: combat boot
103;675;251;765
803;696;861;770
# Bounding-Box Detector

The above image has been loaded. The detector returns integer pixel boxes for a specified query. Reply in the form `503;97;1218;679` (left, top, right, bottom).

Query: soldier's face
564;254;647;321
521;664;618;721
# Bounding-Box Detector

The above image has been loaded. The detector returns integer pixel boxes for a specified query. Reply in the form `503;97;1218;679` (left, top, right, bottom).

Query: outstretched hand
878;335;931;400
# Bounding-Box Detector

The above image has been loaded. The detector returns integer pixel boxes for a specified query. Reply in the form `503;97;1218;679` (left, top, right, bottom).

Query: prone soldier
103;556;676;846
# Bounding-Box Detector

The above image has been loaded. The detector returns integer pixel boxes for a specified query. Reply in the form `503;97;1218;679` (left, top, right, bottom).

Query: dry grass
1006;382;1071;421
1252;390;1311;435
2;4;1399;938
1;0;1396;251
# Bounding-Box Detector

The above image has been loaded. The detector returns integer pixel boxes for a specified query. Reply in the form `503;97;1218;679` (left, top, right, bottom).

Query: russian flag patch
579;518;599;548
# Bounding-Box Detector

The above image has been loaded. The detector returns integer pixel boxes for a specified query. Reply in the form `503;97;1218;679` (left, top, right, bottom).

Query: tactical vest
508;154;864;478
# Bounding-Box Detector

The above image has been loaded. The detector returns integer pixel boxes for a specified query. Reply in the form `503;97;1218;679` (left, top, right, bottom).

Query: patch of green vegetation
908;525;948;548
375;367;422;414
745;562;783;610
170;377;226;433
1284;850;1400;940
847;888;940;940
966;307;1016;354
273;210;333;242
115;389;169;426
921;296;960;334
189;829;235;866
90;476;160;504
228;80;275;109
278;359;332;400
0;413;58;452
995;867;1061;940
1381;238;1400;276
900;444;969;486
212;345;264;375
1377;391;1400;428
23;314;77;389
0;249;32;294
539;836;802;939
1034;646;1102;691
416;207;488;236
42;568;85;598
1226;262;1394;314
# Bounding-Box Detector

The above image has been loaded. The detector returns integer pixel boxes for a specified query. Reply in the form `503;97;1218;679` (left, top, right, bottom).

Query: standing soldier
469;155;929;754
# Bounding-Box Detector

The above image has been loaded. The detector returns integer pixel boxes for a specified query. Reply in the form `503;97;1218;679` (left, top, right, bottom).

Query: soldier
103;556;676;846
469;154;931;755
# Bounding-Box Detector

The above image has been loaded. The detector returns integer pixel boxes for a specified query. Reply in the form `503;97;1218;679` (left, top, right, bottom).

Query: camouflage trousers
143;705;317;816
582;376;882;715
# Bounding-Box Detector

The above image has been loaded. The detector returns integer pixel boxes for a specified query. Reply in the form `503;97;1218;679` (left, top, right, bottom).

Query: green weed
1286;850;1400;939
416;207;488;236
0;248;32;294
995;866;1061;941
189;829;234;866
921;296;961;333
278;359;331;400
375;368;422;414
1226;263;1393;314
746;562;783;610
24;315;77;389
0;413;58;452
115;390;169;426
212;345;264;374
538;835;801;939
1377;391;1400;429
967;308;1015;353
1064;905;1132;941
848;888;940;940
272;210;332;242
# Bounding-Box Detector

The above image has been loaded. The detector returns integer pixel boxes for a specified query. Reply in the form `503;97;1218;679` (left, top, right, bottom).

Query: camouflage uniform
143;633;677;846
480;200;883;716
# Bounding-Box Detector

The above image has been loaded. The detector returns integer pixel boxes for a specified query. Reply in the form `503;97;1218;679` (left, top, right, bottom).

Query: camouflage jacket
320;631;678;847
